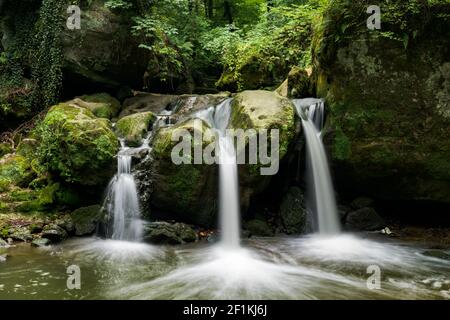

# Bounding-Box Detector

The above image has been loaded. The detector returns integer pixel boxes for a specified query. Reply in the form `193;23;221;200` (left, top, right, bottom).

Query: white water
293;99;340;235
195;99;241;248
104;140;144;241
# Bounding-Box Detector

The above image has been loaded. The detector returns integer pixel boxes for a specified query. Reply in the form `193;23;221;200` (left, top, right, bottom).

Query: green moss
333;128;351;161
35;103;118;186
0;143;13;158
0;154;35;188
75;93;121;119
116;112;156;147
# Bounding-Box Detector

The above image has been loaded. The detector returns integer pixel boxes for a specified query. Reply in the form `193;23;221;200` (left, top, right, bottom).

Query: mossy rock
71;93;121;119
142;118;217;226
276;66;311;98
71;205;103;236
36;103;118;186
314;0;450;203
230;90;296;164
115;111;157;147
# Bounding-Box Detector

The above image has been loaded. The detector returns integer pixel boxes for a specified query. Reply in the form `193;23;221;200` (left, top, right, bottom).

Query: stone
276;66;311;98
279;187;307;234
31;238;51;247
71;205;103;236
41;225;68;243
55;215;75;235
345;208;386;231
143;221;197;245
70;93;121;119
36;103;118;186
115;111;156;147
10;227;32;242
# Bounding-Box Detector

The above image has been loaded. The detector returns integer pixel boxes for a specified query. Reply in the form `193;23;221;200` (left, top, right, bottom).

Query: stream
1;234;449;299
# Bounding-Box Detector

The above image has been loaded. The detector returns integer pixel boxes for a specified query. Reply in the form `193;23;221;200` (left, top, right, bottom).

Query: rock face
36;103;118;186
279;187;307;234
61;0;148;90
116;112;156;147
314;0;450;204
143;221;197;245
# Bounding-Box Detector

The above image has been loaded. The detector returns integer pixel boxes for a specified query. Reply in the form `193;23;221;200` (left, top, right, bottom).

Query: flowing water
0;236;448;299
195;99;241;249
293;99;340;235
103;140;145;242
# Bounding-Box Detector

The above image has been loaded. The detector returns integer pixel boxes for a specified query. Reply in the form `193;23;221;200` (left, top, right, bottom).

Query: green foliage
31;0;65;108
205;1;327;90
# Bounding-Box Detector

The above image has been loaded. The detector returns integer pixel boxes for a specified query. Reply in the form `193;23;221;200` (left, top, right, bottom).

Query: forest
0;0;449;300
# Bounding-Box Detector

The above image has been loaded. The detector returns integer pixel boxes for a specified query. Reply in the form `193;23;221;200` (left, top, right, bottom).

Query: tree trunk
224;0;233;24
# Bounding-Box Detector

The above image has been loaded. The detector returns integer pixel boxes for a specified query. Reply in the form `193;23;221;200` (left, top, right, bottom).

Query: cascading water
196;99;241;248
104;140;144;242
293;99;340;235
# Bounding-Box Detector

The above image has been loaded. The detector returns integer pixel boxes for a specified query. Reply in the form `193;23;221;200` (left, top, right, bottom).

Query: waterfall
195;99;241;248
293;99;340;235
104;140;144;242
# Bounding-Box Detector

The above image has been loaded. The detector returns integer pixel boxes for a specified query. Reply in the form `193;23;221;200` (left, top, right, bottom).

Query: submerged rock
0;238;9;248
345;208;386;231
143;221;197;245
31;238;51;248
0;254;7;262
71;205;103;236
279;187;307;234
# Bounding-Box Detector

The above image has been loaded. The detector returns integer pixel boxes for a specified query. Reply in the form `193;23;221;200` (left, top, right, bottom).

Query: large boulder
137;118;217;226
116;112;156;147
36;103;118;186
71;205;103;236
70;93;121;120
314;0;450;204
230;90;297;210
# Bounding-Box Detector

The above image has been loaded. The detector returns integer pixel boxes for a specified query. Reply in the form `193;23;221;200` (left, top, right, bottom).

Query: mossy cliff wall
313;0;450;203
